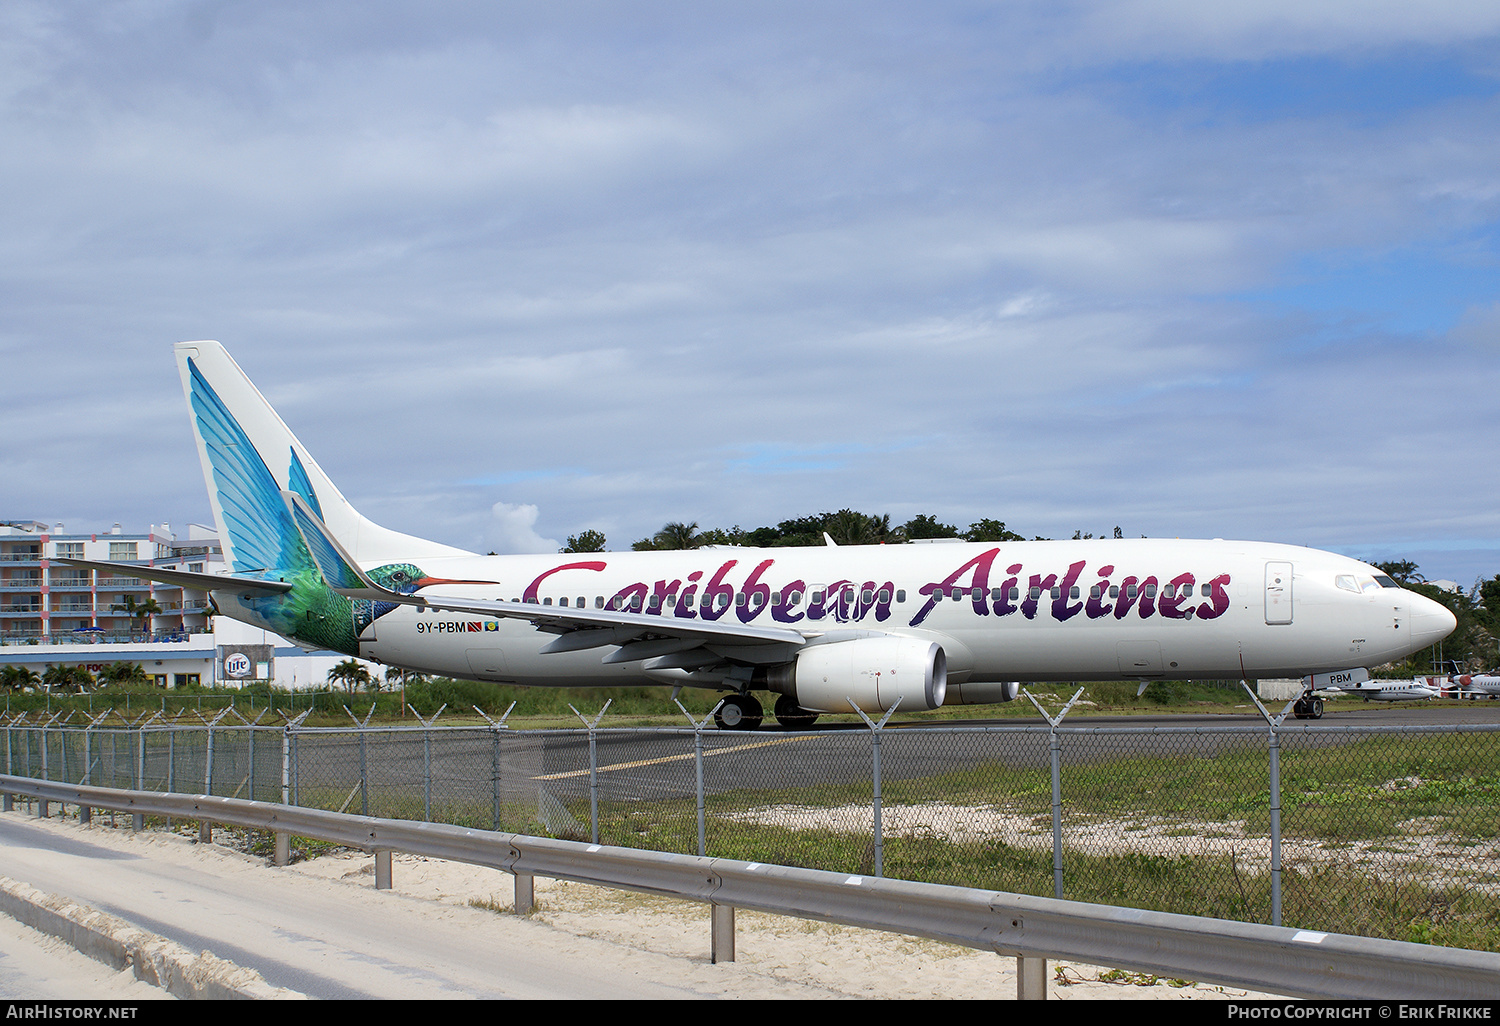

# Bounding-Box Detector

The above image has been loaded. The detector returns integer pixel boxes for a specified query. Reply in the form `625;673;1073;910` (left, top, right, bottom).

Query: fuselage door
1265;561;1293;625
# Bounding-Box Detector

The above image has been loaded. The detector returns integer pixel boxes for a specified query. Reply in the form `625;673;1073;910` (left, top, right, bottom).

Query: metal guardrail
2;774;1498;1001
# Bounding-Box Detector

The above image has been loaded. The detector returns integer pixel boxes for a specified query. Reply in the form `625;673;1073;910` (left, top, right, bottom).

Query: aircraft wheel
773;695;819;729
715;693;764;731
1312;698;1324;719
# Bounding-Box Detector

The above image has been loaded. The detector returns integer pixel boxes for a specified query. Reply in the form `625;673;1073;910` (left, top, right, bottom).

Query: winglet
282;491;421;605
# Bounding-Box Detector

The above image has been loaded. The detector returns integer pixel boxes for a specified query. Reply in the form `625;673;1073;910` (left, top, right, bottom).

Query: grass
15;704;1500;951
0;676;1268;728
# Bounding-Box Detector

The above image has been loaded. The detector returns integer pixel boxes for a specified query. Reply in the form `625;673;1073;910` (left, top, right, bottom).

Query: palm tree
653;522;701;549
42;664;93;693
111;595;163;637
327;659;373;694
0;665;40;693
825;510;892;546
97;661;148;687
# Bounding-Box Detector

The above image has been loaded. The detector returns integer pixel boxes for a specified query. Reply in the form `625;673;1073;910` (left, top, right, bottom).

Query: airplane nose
1410;595;1457;648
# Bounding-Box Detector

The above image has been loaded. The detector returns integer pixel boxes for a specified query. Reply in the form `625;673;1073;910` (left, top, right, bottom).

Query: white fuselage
329;538;1454;692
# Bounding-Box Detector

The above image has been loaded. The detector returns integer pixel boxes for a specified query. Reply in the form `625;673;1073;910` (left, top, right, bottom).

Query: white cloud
488;502;560;555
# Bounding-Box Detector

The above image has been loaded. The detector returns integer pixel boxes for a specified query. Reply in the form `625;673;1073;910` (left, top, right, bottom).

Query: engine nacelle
944;680;1020;705
766;637;947;714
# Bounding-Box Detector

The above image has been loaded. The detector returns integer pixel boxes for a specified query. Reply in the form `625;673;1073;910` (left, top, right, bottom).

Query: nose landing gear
1292;694;1325;719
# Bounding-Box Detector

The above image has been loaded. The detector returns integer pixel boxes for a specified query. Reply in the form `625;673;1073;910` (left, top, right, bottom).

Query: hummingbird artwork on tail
183;356;492;655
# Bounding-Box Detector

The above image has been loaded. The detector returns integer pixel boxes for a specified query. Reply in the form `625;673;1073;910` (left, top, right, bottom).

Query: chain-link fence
5;713;1498;950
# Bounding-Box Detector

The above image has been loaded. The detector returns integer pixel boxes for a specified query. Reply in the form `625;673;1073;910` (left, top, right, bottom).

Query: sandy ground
0;910;175;1000
280;844;1275;1000
0;809;1282;999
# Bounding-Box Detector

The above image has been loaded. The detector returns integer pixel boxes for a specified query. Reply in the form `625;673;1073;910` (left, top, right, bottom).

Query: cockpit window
1335;575;1359;593
1373;574;1401;589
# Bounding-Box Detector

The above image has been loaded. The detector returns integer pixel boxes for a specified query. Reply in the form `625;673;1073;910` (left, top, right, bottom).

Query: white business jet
61;342;1458;730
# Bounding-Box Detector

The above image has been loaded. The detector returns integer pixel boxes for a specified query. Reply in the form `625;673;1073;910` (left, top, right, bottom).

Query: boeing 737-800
63;342;1457;729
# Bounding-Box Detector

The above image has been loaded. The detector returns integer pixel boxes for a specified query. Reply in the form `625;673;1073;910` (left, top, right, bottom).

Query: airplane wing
281;492;811;664
54;558;294;595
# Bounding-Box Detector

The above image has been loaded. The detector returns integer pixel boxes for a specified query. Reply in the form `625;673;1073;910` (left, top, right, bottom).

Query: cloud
0;3;1496;589
488;501;560;555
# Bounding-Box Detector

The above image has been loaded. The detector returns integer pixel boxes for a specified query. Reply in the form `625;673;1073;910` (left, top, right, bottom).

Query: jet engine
765;637;947;714
944;680;1021;705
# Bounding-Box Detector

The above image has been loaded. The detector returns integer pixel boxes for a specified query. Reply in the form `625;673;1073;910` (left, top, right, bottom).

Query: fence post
850;699;902;878
675;697;726;857
1242;682;1296;928
345;704;377;818
279;709;312;808
1270;724;1283;926
473;703;516;832
410;705;447;823
1024;688;1084;900
132;715;145;830
569;701;612;846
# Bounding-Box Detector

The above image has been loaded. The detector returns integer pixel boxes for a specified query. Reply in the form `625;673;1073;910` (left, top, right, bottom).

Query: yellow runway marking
532;733;813;780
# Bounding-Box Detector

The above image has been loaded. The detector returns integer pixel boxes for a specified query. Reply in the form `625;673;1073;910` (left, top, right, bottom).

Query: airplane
61;341;1459;730
1317;679;1442;703
1447;674;1500;699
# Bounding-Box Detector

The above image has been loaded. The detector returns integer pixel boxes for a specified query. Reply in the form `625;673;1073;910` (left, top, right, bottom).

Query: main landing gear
712;693;823;730
773;695;819;729
714;693;764;731
1292;693;1325;719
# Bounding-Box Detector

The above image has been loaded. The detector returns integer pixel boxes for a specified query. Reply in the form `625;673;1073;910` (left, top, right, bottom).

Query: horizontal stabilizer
282;492;411;603
54;558;294;595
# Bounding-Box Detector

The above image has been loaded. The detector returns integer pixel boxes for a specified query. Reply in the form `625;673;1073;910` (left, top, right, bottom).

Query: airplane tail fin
174;341;472;574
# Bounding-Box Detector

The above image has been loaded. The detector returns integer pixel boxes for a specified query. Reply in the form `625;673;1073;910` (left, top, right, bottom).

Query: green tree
1374;560;1424;585
899;514;958;541
561;530;607;553
695;526;746;547
824;510;893;545
653;521;702;549
96;661;148;686
42;664;93;693
111;595;163;636
964;519;1023;542
327;658;373;694
1474;575;1500;666
0;665;39;692
635;521;704;550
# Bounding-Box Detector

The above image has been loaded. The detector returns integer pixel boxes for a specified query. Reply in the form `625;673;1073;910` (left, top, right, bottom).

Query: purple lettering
910;548;1000;627
1159;572;1196;619
675;570;703;620
772;578;806;623
738;560;774;623
1197;573;1232;620
1136;576;1159;619
992;563;1022;617
1021;571;1058;620
524;561;606;604
1086;564;1115;619
1052;561;1086;621
700;561;738;621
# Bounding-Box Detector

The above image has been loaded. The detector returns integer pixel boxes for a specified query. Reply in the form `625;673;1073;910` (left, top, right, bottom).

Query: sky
2;1;1498;588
